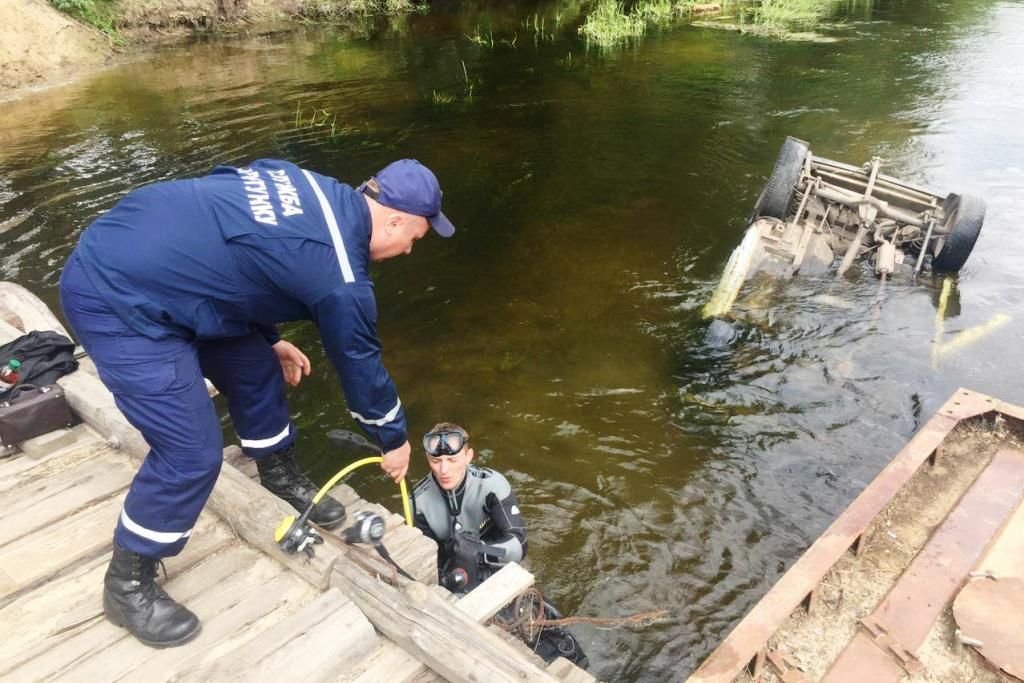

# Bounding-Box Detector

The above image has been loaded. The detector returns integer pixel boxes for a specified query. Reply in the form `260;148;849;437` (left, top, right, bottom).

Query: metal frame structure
688;388;1024;683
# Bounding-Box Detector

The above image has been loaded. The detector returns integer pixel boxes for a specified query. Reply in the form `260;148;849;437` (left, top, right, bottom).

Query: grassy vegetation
48;0;121;40
729;0;874;34
430;90;456;106
579;0;703;47
578;0;647;46
298;0;424;20
754;0;833;27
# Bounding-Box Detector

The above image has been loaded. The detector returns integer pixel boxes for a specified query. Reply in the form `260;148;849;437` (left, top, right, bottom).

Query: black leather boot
256;447;346;530
103;544;201;648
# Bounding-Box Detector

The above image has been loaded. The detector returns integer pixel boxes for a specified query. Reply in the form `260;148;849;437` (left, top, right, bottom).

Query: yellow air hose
311;456;413;527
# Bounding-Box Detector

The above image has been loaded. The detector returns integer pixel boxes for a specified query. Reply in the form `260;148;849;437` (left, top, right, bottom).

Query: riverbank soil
115;0;296;38
0;0;112;93
0;0;297;97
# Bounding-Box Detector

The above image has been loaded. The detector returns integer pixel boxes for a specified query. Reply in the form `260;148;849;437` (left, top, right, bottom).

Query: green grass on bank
298;0;425;20
49;0;121;40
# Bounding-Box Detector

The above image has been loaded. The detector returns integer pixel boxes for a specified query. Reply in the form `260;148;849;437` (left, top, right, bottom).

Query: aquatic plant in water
430;90;456;106
579;0;696;47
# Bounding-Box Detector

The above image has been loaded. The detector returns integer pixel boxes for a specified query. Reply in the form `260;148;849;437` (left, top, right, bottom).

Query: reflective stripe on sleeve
238;423;291;449
301;169;355;284
350;398;402;427
120;509;194;544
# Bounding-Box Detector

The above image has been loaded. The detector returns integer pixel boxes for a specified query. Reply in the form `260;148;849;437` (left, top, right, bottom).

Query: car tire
751;137;809;220
931;193;985;273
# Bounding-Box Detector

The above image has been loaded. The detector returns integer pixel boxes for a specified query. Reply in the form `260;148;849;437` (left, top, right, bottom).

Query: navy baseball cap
361;159;455;237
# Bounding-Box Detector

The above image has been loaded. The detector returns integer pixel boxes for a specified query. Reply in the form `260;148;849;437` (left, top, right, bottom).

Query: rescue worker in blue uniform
413;423;589;670
59;158;454;648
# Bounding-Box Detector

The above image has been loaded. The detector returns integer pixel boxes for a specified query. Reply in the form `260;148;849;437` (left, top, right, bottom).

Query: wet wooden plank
0;493;123;604
178;587;377;682
0;454;133;547
822;448;1024;682
11;540;266;681
0;512;231;676
62;548;287;681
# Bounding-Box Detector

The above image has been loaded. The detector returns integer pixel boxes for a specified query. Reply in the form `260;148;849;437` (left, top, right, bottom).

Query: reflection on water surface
2;1;1023;678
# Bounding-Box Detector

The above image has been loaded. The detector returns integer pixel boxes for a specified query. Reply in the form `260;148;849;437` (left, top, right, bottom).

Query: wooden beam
345;563;537;683
453;562;535;622
0;282;70;337
331;559;559;683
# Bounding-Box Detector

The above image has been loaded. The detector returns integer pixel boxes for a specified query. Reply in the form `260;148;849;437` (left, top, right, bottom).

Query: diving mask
423;430;467;456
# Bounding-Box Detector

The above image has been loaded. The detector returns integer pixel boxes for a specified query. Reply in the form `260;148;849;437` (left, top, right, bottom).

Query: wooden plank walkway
0;283;597;682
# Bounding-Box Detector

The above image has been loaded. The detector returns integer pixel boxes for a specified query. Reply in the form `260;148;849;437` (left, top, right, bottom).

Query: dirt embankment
0;0;112;94
0;0;299;97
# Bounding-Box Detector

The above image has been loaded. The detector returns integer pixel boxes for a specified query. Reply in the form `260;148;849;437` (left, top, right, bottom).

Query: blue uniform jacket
75;159;407;451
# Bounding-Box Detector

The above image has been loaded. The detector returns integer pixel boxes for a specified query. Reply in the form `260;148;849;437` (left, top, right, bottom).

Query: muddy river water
2;0;1023;677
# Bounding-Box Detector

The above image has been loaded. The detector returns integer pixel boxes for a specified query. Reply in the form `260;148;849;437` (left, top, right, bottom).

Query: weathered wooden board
332;560;559;683
0;282;70;337
63;547;287;681
177;587;378;683
454;562;535;622
547;656;599;682
10;541;265;682
125;572;317;682
345;562;538;683
0;512;231;676
0;453;132;547
0;426;109;494
0;493;123;604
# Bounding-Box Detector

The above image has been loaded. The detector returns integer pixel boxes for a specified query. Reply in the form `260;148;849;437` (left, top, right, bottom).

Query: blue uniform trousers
60;252;295;558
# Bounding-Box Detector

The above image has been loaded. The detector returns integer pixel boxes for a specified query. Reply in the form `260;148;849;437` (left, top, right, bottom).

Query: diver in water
412;422;589;670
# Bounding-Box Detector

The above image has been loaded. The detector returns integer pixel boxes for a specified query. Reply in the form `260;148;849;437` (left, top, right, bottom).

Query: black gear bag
0;330;78;401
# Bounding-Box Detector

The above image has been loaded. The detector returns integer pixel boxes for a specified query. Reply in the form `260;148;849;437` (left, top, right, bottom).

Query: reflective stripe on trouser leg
197;332;295;459
60;257;224;559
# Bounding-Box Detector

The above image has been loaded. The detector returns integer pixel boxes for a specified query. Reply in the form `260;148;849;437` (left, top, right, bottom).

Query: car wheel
751;136;809;220
931;193;986;273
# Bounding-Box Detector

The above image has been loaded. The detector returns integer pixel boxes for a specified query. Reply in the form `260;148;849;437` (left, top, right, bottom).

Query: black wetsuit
413;465;589;669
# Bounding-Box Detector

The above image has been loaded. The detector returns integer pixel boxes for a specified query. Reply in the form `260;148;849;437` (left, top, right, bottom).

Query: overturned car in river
703;137;987;318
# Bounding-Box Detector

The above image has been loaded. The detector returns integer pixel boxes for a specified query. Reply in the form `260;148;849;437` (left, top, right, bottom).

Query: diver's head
423;422;474;491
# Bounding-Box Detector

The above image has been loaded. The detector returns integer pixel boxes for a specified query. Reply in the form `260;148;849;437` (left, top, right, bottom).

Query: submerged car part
704;137;987;319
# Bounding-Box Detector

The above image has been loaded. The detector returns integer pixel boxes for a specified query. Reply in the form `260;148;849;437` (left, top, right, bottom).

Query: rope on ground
492;587;668;643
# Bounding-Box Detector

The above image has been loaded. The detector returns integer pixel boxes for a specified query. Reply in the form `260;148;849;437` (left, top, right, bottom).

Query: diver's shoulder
412;474;436;499
467;465;512;494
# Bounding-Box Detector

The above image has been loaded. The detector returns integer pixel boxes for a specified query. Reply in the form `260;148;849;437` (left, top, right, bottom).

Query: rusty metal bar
766;649;811;683
822;448;1024;682
687;389;1010;683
